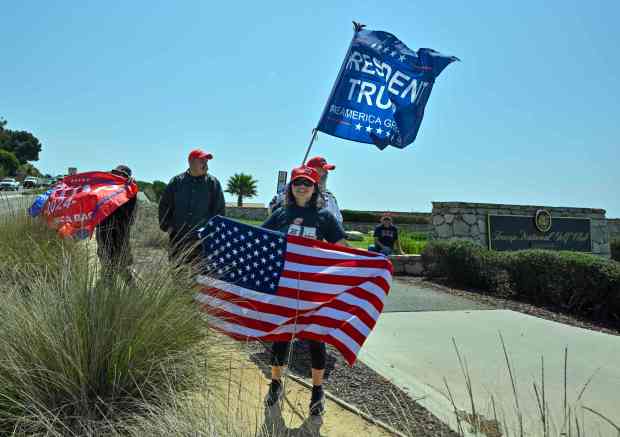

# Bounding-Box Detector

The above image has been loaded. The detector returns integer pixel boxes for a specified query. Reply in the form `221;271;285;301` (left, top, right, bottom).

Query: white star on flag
391;51;397;57
399;55;406;62
355;123;362;130
365;125;372;132
376;127;383;135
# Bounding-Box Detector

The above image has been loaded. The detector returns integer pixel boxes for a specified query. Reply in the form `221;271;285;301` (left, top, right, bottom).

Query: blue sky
2;1;619;216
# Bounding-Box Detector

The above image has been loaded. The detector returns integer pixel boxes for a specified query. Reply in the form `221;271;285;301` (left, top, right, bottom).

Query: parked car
23;177;40;189
0;178;20;191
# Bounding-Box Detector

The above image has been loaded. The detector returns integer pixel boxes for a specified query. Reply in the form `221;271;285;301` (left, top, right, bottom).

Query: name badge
287;225;317;240
288;224;302;237
302;227;317;239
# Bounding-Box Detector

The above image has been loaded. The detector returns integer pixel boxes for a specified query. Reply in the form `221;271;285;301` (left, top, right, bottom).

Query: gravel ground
406;277;620;337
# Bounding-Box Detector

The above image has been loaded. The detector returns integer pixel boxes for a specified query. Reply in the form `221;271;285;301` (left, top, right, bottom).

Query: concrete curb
285;373;410;437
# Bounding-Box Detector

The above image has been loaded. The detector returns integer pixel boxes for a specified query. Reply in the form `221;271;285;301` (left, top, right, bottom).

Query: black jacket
96;196;137;262
158;171;225;240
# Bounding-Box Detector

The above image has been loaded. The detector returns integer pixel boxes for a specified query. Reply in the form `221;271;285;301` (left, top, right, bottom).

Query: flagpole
301;128;318;165
301;21;365;165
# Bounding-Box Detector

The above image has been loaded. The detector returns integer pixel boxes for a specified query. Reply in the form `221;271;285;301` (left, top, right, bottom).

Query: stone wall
389;255;425;276
609;219;620;240
431;202;610;258
226;207;269;221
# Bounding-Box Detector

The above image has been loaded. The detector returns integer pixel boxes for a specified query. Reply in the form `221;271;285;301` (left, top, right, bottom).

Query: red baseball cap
291;166;320;184
306;156;335;171
188;149;213;161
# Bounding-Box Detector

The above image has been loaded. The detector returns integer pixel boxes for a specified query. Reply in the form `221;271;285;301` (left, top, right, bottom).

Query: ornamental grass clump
0;211;211;434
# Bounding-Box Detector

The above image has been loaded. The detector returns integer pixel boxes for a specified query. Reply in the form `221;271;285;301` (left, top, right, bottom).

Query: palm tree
225;173;258;207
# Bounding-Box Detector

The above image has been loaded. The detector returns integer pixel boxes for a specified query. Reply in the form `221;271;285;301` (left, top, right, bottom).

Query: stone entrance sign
431;202;610;258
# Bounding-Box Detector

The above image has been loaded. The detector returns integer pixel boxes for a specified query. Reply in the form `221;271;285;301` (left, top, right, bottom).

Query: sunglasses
292;178;314;187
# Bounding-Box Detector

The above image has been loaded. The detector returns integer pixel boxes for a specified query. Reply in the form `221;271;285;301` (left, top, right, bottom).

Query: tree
225;173;258;207
0;149;19;176
16;162;42;177
135;180;167;202
152;180;167;201
0;118;43;163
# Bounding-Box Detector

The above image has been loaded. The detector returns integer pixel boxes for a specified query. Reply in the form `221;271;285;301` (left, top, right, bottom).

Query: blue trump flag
28;188;53;217
317;24;458;150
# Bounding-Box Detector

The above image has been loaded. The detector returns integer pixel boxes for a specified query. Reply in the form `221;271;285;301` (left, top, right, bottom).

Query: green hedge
399;232;428;254
341;209;430;225
422;240;620;324
611;239;620;262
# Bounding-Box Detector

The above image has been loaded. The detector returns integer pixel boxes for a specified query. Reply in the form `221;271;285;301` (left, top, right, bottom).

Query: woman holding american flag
261;165;348;416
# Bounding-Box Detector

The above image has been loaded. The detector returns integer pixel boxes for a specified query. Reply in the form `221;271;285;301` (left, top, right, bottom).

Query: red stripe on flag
208;324;358;366
287;234;386;258
276;285;385;313
199;287;308;317
280;270;386;288
285;251;391;269
199;286;379;333
201;303;368;348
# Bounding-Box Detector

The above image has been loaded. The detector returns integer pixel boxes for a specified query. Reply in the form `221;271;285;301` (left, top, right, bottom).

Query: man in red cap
268;156;342;224
158;148;225;264
306;156;342;223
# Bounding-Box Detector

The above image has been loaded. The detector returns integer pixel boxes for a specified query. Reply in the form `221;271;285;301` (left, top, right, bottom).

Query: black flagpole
301;21;365;165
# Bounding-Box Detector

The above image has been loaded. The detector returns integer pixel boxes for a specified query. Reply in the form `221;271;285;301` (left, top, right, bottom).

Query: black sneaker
309;387;325;416
265;380;283;407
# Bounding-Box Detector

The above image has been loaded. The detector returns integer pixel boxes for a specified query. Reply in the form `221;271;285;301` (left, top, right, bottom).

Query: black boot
309;385;325;416
265;379;283;407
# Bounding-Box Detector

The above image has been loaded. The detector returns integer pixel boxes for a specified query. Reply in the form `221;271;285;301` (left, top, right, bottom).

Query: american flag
195;216;392;365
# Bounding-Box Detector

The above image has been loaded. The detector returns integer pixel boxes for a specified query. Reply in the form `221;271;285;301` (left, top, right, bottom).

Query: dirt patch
212;337;394;437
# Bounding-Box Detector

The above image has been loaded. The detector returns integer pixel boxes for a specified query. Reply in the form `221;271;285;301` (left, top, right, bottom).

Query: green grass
348;231;428;254
236;218;429;254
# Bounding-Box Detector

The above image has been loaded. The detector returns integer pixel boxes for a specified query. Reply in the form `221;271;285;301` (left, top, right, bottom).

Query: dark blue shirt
374;224;399;249
262;205;346;243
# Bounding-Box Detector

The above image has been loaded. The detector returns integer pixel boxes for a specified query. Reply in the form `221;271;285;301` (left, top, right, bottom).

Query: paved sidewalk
361;292;620;437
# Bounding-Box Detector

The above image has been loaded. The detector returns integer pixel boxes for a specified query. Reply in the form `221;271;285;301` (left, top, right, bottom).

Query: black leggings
271;340;326;370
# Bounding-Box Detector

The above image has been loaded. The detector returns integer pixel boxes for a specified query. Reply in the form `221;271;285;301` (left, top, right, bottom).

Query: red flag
42;171;138;239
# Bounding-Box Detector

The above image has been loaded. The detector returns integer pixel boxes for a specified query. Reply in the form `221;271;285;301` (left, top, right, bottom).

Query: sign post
276;171;287;194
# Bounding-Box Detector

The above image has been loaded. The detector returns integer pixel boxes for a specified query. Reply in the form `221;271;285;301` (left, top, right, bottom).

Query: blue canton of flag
199;216;287;295
317;26;458;150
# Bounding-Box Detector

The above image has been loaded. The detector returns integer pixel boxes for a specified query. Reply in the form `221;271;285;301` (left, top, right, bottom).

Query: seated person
368;215;404;255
